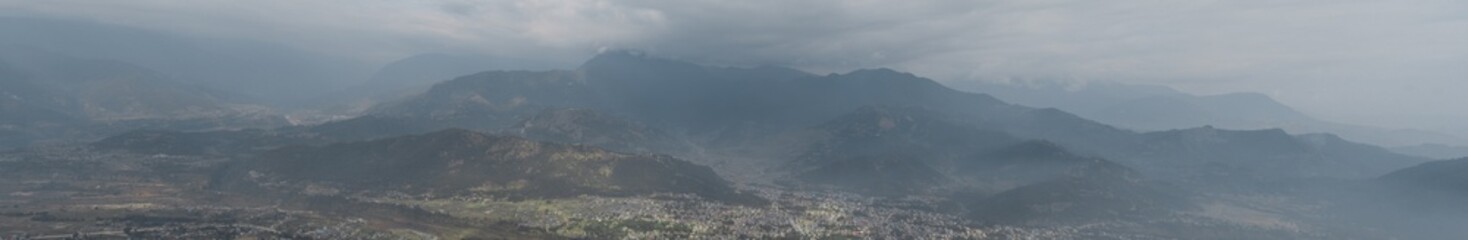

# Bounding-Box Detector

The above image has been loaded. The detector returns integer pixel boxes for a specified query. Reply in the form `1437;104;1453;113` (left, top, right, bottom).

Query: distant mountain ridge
950;80;1468;148
1382;157;1468;194
0;48;286;149
794;108;1142;196
304;53;566;114
1390;144;1468;159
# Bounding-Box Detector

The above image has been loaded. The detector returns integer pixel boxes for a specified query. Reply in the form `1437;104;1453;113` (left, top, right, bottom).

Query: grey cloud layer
2;0;1466;130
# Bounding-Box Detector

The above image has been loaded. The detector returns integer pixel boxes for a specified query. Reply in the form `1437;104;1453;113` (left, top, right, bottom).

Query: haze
4;0;1465;133
6;1;1468;238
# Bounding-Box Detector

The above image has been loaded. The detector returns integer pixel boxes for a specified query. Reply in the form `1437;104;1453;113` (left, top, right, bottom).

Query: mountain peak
847;68;909;77
838;68;927;83
821;68;963;100
579;49;687;71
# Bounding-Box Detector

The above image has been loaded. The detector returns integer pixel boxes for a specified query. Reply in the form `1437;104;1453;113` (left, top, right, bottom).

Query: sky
1;0;1466;132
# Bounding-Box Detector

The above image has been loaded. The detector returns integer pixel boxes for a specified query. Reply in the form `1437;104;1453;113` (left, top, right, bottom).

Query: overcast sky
2;0;1466;131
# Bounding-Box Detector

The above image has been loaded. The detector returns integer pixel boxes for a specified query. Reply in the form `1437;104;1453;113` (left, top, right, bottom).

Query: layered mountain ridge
952;80;1468;148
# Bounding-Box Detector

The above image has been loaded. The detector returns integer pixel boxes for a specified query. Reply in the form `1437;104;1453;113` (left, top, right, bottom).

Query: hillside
1381;157;1468;194
217;129;760;203
512;108;689;154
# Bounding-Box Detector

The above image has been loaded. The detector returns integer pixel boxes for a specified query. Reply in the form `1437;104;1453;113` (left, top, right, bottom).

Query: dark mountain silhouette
216;129;761;204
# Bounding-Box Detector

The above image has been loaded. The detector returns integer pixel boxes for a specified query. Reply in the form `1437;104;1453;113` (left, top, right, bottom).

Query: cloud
0;0;668;64
2;0;1466;129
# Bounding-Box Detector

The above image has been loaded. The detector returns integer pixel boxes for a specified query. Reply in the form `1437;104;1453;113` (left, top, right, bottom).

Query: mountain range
124;50;1428;195
949;80;1468;151
11;49;1456;238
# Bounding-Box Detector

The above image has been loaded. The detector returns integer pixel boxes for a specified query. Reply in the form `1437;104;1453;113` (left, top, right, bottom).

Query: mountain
959;140;1120;190
90;50;1430;195
751;105;1190;224
0;48;239;120
1381;157;1468;195
511;107;689;154
782;106;1136;196
305;53;566;113
91;129;302;156
1344;157;1468;239
782;106;1013;193
85;51;1429;194
352;51;1429;191
216;129;761;204
950;80;1468;148
43;49;1453;238
364;53;560;91
368;51;1119;149
0;64;79;126
367;70;595;131
966;162;1192;225
1108;127;1428;190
